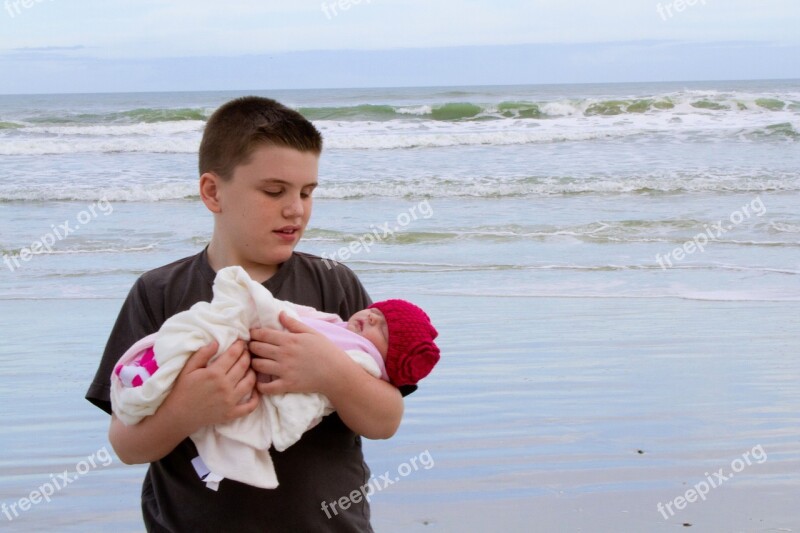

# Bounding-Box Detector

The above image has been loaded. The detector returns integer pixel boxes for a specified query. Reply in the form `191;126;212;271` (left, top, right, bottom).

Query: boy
109;265;440;490
86;96;412;532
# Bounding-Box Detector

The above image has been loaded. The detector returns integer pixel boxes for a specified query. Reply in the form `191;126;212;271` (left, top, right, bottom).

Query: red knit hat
367;299;440;387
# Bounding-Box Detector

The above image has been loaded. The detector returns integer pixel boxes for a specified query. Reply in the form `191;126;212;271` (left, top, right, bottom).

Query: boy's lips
273;225;301;242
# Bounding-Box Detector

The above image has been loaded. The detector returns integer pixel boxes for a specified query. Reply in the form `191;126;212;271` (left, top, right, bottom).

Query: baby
254;298;440;389
114;299;440;393
110;266;439;490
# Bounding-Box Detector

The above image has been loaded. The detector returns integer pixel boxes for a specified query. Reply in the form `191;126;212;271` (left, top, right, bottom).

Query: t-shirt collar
199;245;296;288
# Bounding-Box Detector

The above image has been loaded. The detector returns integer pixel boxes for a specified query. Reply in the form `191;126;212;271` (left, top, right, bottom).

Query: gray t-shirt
86;248;414;532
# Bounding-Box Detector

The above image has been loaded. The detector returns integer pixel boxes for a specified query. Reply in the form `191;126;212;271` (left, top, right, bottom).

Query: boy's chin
260;248;294;265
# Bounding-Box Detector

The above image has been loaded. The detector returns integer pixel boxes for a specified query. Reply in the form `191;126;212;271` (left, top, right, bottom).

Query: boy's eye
264;189;283;197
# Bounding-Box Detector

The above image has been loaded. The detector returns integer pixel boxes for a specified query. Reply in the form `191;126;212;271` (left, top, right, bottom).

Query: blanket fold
110;266;381;489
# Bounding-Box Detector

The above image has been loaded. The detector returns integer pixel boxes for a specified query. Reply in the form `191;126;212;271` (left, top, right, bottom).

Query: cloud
11;46;86;52
1;0;798;60
2;40;798;95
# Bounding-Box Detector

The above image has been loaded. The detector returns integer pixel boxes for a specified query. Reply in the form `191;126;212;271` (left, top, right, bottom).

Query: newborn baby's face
346;308;389;359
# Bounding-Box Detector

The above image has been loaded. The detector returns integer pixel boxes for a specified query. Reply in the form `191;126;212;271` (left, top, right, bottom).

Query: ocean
0;81;798;531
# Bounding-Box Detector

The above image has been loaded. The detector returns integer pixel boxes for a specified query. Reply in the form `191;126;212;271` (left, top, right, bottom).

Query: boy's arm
322;354;404;440
249;313;403;440
109;340;259;464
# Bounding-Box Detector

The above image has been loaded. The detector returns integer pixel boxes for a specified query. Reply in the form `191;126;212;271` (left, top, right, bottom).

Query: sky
1;0;799;93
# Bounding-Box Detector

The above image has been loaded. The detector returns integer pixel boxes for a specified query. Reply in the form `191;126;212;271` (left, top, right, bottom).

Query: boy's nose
283;196;304;218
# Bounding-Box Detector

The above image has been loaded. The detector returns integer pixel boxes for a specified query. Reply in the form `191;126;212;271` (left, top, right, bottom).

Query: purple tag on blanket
191;456;211;480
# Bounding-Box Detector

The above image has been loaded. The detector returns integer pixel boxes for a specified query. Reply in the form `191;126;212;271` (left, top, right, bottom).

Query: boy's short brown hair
199;96;322;180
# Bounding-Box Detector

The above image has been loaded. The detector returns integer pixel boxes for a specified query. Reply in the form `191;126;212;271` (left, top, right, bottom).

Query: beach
0;81;798;531
1;296;797;532
365;296;799;532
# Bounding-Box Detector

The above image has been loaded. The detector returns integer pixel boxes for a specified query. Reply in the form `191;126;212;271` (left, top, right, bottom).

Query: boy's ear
199;172;223;213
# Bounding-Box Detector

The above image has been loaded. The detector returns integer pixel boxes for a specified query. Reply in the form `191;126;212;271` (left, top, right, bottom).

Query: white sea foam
395;105;432;115
425;285;800;301
0;137;199;155
15;244;158;255
1;83;796;309
0;182;198;202
1;171;797;201
540;101;580;116
0;95;796;154
23;121;204;137
770;221;800;233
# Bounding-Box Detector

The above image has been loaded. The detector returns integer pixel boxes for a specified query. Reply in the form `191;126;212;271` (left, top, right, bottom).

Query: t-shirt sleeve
85;277;161;414
336;268;373;319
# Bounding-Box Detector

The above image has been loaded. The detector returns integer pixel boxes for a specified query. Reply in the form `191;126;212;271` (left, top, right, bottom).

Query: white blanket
110;266;382;490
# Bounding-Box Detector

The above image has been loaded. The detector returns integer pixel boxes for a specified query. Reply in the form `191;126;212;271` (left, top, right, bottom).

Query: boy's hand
108;340;260;465
249;312;403;439
249;312;347;396
169;340;260;434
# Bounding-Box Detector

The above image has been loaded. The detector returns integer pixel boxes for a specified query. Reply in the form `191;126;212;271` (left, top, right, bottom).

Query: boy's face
347;308;389;359
212;144;319;270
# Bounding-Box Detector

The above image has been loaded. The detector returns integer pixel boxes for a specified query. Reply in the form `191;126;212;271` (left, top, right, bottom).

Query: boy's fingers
250;313;315;342
226;348;253;384
248;339;274;362
249;327;284;345
235;368;257;396
278;311;313;333
232;388;260;417
208;340;246;373
250;357;280;376
183;341;219;373
256;379;285;396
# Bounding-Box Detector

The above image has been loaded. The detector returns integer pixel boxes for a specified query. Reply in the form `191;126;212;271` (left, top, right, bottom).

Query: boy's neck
206;239;280;284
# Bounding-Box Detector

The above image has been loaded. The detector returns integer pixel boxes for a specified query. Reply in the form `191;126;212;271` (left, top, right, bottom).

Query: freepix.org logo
5;0;55;19
655;196;766;269
657;444;767;520
320;200;433;270
3;197;113;273
321;450;434;519
2;446;113;522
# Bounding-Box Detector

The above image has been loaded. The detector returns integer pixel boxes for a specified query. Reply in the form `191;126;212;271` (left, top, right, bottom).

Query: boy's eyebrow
258;178;318;188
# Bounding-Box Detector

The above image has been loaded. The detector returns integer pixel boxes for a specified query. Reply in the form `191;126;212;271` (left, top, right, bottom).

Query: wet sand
1;295;798;531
